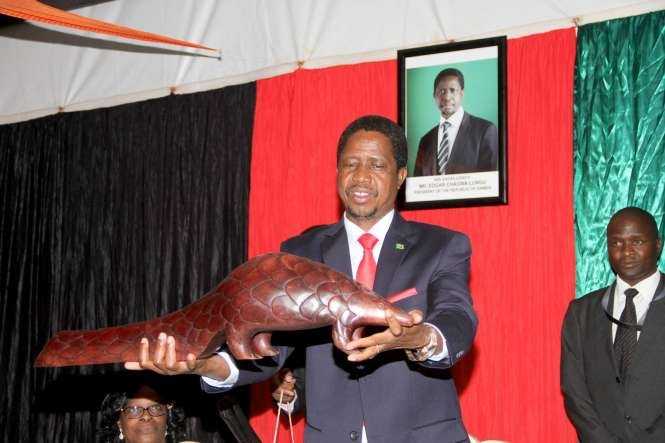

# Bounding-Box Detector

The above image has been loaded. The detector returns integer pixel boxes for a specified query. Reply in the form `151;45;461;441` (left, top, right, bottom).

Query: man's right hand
124;332;231;380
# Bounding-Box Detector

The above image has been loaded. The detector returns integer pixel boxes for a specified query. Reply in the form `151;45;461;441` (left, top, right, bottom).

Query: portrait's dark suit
204;213;477;443
413;112;498;176
561;273;665;442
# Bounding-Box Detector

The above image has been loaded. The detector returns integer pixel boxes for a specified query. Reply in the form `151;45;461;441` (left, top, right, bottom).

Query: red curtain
248;28;577;442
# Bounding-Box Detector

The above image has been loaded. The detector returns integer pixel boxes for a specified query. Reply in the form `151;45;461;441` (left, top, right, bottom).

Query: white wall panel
0;0;663;123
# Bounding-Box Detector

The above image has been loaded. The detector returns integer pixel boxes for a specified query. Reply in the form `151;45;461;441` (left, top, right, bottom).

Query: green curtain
574;10;665;296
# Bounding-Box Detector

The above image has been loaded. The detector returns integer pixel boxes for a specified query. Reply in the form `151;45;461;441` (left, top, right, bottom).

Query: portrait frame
397;36;507;209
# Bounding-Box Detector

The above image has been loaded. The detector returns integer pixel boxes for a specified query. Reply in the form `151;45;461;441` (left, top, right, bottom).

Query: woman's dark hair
97;382;186;443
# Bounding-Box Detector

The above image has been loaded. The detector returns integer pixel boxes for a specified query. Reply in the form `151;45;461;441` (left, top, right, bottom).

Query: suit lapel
449;112;474;166
651;272;665;303
373;214;413;297
322;214;414;296
601;284;621;378
321;221;352;277
424;127;438;175
630;273;665;376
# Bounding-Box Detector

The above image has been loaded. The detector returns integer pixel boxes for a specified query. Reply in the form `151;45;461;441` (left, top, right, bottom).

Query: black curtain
0;83;256;442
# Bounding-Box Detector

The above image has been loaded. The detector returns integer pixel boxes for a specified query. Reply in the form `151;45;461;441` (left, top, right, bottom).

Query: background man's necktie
437;121;452;174
614;287;639;378
356;233;378;289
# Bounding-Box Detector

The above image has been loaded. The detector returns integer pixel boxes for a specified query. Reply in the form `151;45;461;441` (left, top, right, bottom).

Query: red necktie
356;233;378;289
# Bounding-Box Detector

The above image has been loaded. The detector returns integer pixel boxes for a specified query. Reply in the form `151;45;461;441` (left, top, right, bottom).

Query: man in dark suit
561;206;665;442
127;115;477;442
413;68;498;176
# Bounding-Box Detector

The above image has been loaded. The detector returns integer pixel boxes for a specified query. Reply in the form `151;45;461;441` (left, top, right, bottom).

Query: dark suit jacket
561;273;665;442
204;213;477;443
414;112;498;176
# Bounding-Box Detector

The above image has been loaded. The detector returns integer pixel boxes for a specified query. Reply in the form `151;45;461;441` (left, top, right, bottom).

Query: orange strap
0;0;215;51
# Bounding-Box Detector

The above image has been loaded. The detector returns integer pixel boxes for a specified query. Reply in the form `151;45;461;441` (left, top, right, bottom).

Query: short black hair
336;115;408;169
608;206;660;239
433;68;465;93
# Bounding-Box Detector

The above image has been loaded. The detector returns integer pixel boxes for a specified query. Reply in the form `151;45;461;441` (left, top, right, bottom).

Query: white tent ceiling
1;0;664;124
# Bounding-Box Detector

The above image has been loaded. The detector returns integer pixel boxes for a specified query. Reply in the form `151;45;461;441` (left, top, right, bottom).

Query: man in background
561;206;665;442
413;68;498;176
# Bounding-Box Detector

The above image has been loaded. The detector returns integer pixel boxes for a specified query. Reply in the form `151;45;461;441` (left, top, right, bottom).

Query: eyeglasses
120;404;169;419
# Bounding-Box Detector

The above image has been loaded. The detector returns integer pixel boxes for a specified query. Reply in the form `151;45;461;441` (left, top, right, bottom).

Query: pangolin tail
35;303;226;367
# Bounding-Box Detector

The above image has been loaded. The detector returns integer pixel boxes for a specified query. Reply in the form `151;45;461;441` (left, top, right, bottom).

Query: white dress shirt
612;270;660;341
343;210;448;361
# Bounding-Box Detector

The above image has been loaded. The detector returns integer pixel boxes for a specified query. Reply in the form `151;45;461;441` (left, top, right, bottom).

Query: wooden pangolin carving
35;252;414;367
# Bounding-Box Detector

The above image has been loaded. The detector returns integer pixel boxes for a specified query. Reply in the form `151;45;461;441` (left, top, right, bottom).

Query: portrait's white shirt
437;106;464;156
612;270;660;341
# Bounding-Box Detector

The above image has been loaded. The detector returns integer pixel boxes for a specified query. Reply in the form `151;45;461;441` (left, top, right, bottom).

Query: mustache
347;186;377;195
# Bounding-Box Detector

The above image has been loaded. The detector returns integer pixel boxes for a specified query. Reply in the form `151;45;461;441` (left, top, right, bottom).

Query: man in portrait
413;68;498;176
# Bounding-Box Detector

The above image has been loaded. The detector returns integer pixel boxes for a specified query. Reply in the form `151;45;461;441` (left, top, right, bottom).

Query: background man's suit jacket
414;112;498;176
561;273;665;442
204;213;477;443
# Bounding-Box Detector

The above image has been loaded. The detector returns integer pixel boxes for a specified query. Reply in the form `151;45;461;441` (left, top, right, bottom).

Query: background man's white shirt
612;270;659;341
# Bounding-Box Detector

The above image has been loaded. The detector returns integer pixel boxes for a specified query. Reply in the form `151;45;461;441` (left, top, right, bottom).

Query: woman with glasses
98;383;186;443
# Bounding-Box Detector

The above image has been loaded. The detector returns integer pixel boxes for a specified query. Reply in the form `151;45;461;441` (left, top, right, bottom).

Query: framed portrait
398;36;507;208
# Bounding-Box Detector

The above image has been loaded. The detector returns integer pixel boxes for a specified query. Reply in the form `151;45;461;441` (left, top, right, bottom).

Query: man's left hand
345;309;436;362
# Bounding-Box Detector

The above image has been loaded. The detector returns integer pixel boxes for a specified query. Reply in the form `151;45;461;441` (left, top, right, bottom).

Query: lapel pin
395;242;405;250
